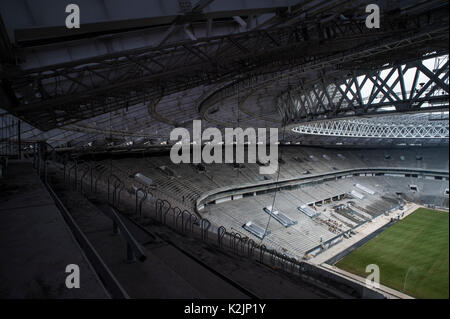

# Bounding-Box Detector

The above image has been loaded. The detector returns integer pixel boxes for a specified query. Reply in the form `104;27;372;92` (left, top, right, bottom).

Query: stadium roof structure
292;113;449;139
287;112;449;147
278;55;449;123
0;0;448;148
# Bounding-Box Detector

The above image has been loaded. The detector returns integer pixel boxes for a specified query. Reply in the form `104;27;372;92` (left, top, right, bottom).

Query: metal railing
109;207;147;263
42;159;130;299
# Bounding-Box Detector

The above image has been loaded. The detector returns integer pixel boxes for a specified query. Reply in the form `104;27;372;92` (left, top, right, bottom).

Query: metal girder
2;0;289;45
292;113;449;139
1;0;449;133
7;22;317;130
198;7;449;120
278;55;449;124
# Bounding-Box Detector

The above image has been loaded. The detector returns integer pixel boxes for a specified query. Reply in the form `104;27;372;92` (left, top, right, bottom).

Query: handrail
107;174;123;207
109;207;147;263
217;226;226;247
44;178;129;298
200;218;211;241
155;199;171;222
135;188;147;218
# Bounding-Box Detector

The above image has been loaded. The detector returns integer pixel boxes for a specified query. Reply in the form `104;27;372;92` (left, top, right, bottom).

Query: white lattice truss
278;55;449;123
292;113;449;139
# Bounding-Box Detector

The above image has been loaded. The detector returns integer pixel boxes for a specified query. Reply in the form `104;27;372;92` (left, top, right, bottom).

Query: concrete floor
0;161;108;298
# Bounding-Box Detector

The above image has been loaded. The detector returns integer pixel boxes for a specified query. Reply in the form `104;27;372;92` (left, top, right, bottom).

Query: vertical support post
17;120;21;160
37;141;46;179
126;243;136;263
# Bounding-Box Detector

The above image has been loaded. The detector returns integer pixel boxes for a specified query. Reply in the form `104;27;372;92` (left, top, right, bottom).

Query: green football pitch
335;207;449;299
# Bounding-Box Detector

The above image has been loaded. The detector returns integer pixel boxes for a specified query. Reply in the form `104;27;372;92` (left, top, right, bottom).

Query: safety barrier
135;188;148;218
109;207;147;263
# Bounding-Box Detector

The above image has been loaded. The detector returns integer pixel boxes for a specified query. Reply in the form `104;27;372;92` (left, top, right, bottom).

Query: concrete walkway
0;161;108;298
